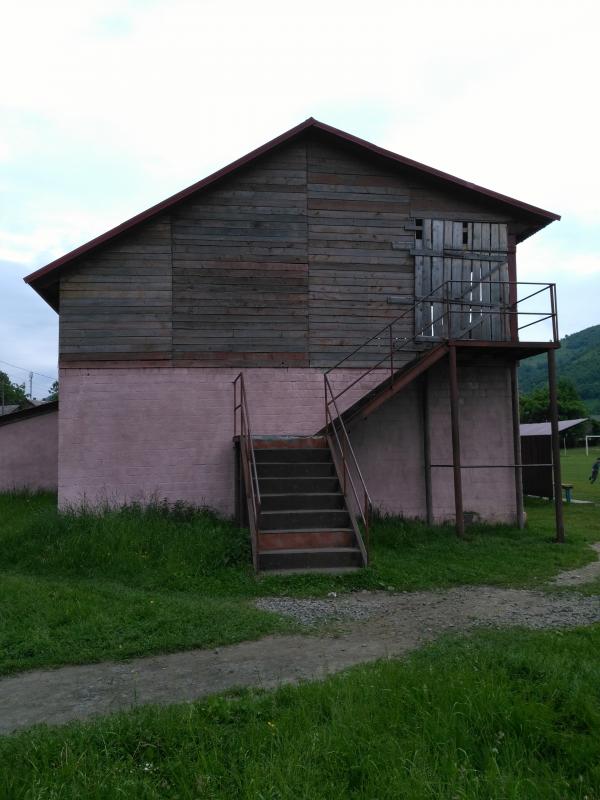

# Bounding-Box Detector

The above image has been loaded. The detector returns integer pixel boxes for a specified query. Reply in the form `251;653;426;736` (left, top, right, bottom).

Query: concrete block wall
57;367;382;512
0;409;58;492
349;360;517;524
58;361;517;524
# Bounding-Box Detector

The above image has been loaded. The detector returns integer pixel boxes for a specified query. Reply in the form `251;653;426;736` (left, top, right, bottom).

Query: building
23;118;563;570
520;418;587;498
0;401;58;492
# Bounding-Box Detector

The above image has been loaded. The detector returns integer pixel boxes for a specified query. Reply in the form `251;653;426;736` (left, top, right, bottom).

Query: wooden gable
55;128;551;369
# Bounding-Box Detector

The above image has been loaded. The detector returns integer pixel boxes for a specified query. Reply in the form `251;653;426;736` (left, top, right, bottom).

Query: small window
462;222;469;245
415;219;423;241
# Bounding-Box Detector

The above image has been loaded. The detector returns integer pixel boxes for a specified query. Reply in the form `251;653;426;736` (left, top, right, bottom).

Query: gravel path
2;579;600;736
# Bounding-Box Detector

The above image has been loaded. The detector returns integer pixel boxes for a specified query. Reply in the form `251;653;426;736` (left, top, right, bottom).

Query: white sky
1;0;599;397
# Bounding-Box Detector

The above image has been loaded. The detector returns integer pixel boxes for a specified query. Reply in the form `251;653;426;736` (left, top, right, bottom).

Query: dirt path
551;542;600;586
2;582;600;736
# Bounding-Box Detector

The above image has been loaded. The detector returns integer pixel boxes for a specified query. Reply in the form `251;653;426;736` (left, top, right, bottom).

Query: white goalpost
585;435;600;456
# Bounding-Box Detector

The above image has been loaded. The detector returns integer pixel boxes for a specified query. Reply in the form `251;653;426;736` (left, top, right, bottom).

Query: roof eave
24;117;560;304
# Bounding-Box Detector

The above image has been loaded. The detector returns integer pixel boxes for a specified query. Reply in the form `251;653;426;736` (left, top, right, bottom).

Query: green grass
3;625;600;798
0;491;599;675
0;493;296;674
562;445;600;503
0;573;291;676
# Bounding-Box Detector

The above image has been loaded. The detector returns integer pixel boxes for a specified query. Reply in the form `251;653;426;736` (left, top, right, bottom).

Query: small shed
520;418;587;498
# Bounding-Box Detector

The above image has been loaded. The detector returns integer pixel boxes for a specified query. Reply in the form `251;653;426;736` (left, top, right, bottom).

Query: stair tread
259;547;361;555
261;508;348;515
261;492;343;497
255;448;328;452
260;527;353;534
258;461;332;465
263;567;362;575
259;478;340;491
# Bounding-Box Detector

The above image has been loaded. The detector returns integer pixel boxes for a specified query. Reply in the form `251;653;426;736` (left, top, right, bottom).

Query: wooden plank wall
59;217;173;363
171;143;309;367
58;134;521;368
306;136;413;368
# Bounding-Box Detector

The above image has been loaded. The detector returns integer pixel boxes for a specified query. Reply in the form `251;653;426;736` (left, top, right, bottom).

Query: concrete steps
250;436;365;573
258;547;363;572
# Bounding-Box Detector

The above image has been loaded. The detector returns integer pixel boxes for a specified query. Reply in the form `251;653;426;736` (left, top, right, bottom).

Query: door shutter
411;219;509;341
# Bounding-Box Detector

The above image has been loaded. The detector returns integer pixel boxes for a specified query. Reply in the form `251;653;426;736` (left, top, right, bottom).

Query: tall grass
0;494;254;594
2;493;598;597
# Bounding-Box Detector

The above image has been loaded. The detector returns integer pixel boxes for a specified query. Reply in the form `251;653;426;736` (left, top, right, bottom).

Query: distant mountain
519;324;600;414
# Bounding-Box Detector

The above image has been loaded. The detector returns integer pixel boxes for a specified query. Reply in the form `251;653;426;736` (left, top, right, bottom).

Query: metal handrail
327;301;457;406
325;373;372;563
327;280;557;375
322;280;558;536
233;373;261;571
326;281;557;406
325;277;454;375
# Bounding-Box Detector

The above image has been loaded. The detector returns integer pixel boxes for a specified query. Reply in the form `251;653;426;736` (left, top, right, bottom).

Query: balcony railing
324;280;558;417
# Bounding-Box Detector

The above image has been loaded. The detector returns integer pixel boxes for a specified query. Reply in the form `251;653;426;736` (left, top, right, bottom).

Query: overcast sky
1;0;599;398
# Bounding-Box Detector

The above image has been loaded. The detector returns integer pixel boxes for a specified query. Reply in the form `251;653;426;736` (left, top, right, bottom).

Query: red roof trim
24;117;560;292
313;119;560;222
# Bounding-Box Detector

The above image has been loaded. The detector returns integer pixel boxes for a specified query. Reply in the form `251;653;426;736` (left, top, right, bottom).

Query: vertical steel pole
548;349;565;542
364;493;370;563
422;372;433;525
448;346;465;537
510;362;525;529
550;284;559;343
342;433;347;494
389;325;394;383
507;234;518;341
233;378;237;438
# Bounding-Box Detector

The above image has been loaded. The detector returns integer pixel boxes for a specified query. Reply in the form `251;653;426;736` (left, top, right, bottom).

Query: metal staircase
235;280;558;572
254;438;365;572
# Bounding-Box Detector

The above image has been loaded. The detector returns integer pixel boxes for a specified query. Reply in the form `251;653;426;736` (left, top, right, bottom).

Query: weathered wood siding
306;137;413;368
413;220;510;341
171;143;308;367
58;132;525;368
60;217;172;363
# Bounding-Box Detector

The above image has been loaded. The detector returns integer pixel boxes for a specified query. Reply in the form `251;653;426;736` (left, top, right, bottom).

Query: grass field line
2;583;600;736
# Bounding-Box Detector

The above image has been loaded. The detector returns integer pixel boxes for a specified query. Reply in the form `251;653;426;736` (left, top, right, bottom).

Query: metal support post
448;346;465;537
507;235;518;341
421;372;433;525
510;362;525;529
548;349;565;542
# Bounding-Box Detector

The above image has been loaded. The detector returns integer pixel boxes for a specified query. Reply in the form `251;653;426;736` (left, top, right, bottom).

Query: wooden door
413;219;510;341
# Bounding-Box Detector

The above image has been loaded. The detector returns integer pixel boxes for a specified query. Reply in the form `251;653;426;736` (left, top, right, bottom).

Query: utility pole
28;371;33;400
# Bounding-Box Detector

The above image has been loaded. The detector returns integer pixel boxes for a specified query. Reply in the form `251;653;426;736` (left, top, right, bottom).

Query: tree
0;371;28;407
520;378;588;423
45;380;59;401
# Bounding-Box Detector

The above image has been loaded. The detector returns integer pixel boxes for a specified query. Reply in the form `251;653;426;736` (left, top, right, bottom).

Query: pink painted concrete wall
57;367;381;512
349;360;517;524
58;362;517;524
0;410;58;491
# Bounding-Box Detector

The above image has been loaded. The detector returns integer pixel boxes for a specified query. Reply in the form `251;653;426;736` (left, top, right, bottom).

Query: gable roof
24;117;560;311
0;399;58;428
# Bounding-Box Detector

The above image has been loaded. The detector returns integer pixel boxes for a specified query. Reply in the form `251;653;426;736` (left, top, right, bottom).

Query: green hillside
519;324;600;414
